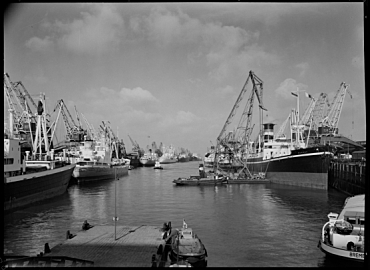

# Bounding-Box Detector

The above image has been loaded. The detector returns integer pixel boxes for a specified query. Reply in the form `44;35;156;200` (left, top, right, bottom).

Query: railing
2;255;94;267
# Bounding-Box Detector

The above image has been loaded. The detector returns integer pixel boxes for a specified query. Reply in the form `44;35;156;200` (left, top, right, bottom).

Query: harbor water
3;162;359;267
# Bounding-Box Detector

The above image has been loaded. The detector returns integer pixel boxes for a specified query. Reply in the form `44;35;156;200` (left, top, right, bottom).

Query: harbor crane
213;70;266;179
127;134;145;156
53;99;84;142
128;134;140;151
309;93;331;134
80;112;97;140
320;82;352;135
4;73;37;133
274;114;290;140
299;94;316;128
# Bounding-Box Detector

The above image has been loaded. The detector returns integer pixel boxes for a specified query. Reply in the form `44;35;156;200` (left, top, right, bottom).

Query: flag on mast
305;92;313;99
183;219;187;229
291;92;298;97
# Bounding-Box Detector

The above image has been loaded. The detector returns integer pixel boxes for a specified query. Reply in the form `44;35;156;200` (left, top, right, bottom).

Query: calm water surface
4;162;359;267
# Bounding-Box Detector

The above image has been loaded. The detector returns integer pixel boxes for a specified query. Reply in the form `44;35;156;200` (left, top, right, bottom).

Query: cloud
29;5;125;55
158;110;200;128
275;78;308;99
82;86;159;118
219;85;234;96
119;87;159;103
25;36;53;52
132;7;280;83
296;62;309;77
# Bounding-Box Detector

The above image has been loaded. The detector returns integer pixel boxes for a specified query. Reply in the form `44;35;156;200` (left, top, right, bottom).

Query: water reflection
3;162;361;267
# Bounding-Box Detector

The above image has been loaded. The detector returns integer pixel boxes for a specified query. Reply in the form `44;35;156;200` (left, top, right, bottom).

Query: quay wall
328;161;366;196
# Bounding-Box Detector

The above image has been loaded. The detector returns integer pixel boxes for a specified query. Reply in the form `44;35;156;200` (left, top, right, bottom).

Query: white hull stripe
247;151;333;164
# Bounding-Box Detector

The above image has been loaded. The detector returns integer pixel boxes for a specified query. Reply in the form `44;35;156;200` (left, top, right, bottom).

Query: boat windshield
77;161;94;166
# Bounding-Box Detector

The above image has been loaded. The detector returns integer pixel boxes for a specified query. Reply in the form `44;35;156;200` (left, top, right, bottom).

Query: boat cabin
344;211;365;227
181;228;193;239
4;138;22;177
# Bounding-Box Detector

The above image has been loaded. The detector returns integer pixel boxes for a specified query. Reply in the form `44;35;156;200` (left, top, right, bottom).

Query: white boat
318;194;365;262
154;161;163;170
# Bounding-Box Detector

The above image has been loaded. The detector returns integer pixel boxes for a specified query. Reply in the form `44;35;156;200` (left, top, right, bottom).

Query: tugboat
154;161;163;170
164;220;207;267
318;194;365;263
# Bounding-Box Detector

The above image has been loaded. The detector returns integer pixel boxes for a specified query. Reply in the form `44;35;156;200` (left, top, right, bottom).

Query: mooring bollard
151;254;157;267
44;243;51;253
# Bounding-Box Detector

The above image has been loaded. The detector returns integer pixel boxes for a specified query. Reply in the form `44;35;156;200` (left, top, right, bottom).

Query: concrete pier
45;225;166;267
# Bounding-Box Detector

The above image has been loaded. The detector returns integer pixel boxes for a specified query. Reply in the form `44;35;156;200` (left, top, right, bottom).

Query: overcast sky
4;3;365;155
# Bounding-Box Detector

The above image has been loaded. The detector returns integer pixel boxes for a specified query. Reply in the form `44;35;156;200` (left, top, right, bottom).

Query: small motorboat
154;161;163;170
317;194;365;263
164;220;207;267
173;174;227;186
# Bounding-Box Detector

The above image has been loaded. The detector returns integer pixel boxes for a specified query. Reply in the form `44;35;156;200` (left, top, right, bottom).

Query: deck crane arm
274;114;291;140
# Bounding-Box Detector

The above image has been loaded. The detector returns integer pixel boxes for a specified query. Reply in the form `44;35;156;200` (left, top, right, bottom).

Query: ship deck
45;225;167;267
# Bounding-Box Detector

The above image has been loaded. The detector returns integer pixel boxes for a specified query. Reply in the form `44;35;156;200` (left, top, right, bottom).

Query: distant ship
177;153;190;162
73;136;129;182
139;150;158;167
159;144;177;164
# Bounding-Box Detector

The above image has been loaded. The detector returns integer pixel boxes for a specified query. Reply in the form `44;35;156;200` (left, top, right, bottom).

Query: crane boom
321;82;351;134
299;94;316;127
213;70;266;178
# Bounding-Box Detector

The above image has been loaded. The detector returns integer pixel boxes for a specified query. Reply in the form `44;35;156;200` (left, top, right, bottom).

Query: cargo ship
73;137;129;182
244;123;335;189
4;139;76;212
159;144;178;164
4;99;75;213
211;71;347;189
139;150;158;167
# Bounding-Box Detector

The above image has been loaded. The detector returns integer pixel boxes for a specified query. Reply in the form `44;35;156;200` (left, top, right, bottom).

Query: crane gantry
213;70;266;179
